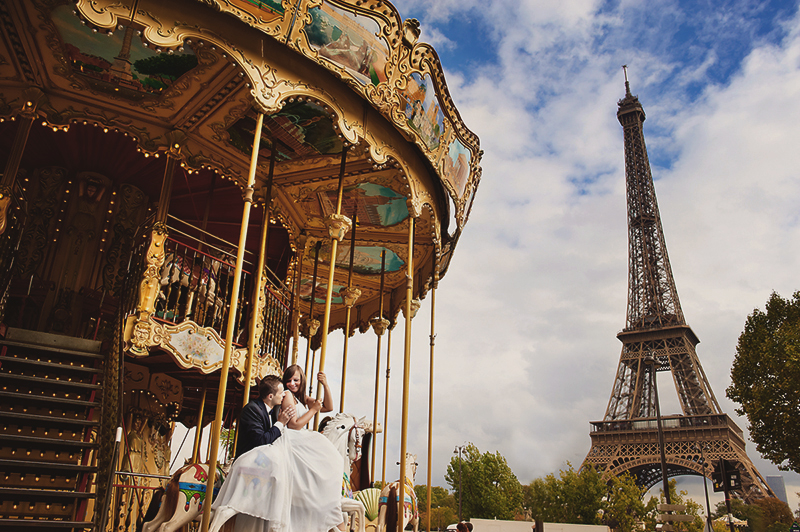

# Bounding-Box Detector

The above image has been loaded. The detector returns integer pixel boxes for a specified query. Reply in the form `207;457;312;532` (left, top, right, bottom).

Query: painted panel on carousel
300;279;345;304
442;137;471;199
305;2;390;86
167;328;225;368
51;5;198;98
398;72;445;152
326;244;404;274
227;101;343;159
302;183;409;227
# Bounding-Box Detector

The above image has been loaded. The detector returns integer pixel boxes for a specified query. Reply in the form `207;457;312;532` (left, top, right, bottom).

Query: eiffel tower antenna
582;69;774;501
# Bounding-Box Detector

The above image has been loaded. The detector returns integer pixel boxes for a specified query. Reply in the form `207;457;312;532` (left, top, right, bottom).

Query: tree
755;497;793;532
523;464;606;524
714;498;762;532
727;291;800;473
445;443;523;520
604;473;657;532
415;485;457;530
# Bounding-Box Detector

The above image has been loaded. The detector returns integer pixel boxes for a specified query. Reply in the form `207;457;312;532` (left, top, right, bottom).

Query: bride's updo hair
282;364;307;406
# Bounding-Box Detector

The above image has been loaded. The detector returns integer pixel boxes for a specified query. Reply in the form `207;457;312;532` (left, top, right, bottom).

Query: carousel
0;0;481;531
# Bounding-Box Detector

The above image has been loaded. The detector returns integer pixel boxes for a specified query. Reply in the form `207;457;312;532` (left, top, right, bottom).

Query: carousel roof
0;0;481;375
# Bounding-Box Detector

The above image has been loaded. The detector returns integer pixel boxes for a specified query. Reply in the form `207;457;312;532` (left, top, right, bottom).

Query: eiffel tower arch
582;71;774;502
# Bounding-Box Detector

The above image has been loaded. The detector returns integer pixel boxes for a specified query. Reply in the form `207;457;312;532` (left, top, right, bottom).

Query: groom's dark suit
235;398;284;458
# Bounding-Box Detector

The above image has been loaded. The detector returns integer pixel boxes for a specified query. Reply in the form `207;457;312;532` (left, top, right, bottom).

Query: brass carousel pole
313;146;351;430
304;241;322;376
398;218;415;532
290;232;308;366
380;322;392;486
190;379;208;463
234;142;277;454
199;111;265;532
370;251;387;485
339;208;360;413
425;254;438;532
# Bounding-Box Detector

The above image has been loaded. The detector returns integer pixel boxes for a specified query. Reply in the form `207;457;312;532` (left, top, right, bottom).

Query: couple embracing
210;365;344;532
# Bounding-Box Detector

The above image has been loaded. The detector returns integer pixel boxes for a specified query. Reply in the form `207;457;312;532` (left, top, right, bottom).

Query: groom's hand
278;405;294;425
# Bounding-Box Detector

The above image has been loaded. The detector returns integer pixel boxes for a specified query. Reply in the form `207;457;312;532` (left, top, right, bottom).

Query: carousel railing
124;214;292;358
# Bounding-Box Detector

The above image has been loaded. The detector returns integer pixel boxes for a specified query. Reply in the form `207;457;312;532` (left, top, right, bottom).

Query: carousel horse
142;463;227;532
376;453;418;532
143;413;373;532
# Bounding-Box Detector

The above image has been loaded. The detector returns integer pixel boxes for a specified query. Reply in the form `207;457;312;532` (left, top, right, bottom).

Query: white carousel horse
143;413;373;532
377;453;418;532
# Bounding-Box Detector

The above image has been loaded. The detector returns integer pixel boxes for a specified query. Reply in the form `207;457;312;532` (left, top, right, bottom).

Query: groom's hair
258;375;282;400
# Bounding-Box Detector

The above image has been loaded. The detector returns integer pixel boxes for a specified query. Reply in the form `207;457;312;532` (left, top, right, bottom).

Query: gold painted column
381;326;392;486
425;257;439;532
200;111;265;532
398;217;415;532
242;145;277;402
290;232;308;366
125;132;184;355
313;146;352;429
369;252;388;485
339;208;361;412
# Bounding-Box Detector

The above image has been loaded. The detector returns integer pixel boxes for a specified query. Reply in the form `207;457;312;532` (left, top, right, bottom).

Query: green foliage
604;473;658;532
445;443;523;520
714;498;762;532
415;485;457;530
658;479;705;532
523;464;606;524
727;291;800;473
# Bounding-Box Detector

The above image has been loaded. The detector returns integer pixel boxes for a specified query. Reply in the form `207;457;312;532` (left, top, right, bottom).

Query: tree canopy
727;291;800;473
414;485;457;531
713;496;793;532
523;463;607;525
444;443;523;520
604;473;657;532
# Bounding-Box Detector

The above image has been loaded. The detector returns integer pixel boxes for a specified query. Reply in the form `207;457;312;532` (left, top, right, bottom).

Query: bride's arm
283;393;320;430
317;372;334;413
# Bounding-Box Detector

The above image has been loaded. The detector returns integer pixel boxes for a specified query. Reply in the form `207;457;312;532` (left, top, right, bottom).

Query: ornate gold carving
324;213;352;241
370;316;389;337
301;317;320;338
401;298;421;320
129;318;153;357
402;19;420;47
341;287;361;308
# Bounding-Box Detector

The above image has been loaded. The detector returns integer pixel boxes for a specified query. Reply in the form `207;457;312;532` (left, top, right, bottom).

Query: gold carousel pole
304;241;322;375
190;379;208;463
234;143;277;454
199;111;265;532
339;208;360;413
313;146;351;430
370;252;387;485
398;218;415;532
290;232;308;366
425;254;438;532
381;323;392;486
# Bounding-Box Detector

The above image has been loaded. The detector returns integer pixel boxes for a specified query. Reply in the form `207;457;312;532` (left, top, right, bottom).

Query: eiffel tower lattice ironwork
582;72;774;502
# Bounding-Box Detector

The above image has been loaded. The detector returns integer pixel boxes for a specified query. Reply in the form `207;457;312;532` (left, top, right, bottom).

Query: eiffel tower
582;71;774;502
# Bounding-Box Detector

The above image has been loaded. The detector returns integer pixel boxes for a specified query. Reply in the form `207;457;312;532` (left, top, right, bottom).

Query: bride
209;373;344;532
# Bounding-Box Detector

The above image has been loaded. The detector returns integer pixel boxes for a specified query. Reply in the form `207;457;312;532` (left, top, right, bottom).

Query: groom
236;375;295;457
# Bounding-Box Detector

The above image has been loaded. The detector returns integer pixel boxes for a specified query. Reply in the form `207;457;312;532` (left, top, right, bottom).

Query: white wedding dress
209;398;342;532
